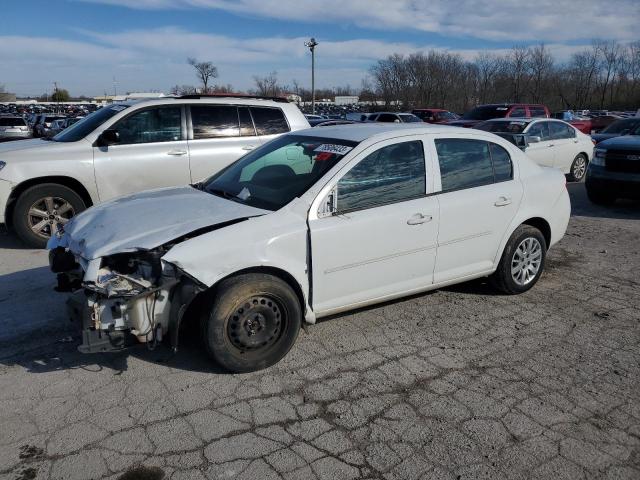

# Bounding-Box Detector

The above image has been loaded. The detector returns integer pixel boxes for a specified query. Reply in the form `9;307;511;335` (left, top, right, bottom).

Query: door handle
547;144;555;147
242;146;255;151
407;213;432;225
167;150;187;156
494;196;512;207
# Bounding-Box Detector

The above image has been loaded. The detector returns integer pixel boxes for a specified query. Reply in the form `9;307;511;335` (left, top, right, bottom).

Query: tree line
369;41;640;112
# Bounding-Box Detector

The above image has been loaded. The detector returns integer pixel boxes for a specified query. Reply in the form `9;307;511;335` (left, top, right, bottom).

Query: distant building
335;95;359;105
0;92;17;102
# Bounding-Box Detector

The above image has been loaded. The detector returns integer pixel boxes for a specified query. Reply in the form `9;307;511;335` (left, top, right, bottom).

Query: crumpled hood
51;186;268;260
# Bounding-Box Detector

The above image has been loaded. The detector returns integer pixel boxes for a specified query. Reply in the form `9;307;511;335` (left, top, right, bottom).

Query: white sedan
49;124;570;372
476;118;595;182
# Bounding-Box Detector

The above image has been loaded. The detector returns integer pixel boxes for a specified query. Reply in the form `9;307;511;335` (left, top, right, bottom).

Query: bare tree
187;57;218;94
253;71;281;97
528;44;554;103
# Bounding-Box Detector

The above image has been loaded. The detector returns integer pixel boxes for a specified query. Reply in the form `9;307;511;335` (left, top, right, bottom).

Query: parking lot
0;183;638;480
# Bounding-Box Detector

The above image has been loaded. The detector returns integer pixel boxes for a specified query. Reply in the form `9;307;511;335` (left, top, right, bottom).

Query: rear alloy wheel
490;225;547;294
567;154;588;182
13;184;86;248
202;273;301;372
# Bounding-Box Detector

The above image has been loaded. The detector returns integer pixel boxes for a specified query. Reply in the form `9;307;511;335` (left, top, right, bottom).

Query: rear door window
549;122;574;140
191;105;240;139
250;107;289;135
435;138;494;191
489;143;513;182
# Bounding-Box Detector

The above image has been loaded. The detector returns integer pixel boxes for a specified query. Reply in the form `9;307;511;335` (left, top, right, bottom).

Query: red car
448;103;550;128
411;108;460;124
552;111;592;134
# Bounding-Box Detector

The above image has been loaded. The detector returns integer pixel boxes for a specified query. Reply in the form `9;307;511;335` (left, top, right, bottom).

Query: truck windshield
202;134;359;211
52;104;130;142
463;106;509;121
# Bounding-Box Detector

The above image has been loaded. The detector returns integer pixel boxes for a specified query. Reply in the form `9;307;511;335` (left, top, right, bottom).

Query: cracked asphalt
0;183;639;480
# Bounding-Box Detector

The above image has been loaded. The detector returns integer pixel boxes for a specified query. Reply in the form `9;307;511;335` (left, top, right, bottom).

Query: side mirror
318;187;337;218
98;129;120;146
527;135;541;144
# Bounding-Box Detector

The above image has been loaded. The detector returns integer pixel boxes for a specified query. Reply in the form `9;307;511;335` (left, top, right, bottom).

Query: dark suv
448;104;550;128
586;135;640;204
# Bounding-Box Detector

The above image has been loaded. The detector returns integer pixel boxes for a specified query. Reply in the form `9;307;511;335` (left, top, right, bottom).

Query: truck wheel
586;186;616;206
567;154;587;182
490;225;547;295
13;183;86;248
202;273;302;373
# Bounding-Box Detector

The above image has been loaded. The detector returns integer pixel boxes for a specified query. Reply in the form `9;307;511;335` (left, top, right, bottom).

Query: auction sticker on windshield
314;144;353;155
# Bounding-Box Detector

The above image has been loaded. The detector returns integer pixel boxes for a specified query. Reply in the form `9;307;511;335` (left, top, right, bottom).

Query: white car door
548;121;580;173
524;121;555;167
309;136;439;314
93;105;192;201
431;136;523;283
186;105;263;183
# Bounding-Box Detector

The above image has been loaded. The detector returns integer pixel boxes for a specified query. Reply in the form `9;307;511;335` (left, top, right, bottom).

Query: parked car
45;116;85;138
475;118;593;182
33;115;67;138
586;135;640;205
48;123;570;372
591;118;640;144
345;112;372;122
590;114;621;133
367;112;422;123
0;95;309;247
0;116;31;142
552;111;592;134
448;104;550;128
411;108;460;124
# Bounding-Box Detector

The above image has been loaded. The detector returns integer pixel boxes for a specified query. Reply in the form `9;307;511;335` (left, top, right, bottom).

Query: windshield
53;104;130;142
475;120;528;133
602;119;640;134
463;106;509;121
203;134;359;211
399;114;422;123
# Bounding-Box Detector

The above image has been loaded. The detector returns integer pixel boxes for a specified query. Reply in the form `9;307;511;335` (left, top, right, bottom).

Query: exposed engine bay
50;245;203;354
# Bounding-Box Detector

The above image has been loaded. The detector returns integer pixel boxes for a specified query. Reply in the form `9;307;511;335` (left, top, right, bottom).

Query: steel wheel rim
27;196;75;239
227;295;285;353
573;156;586;180
511;237;542;286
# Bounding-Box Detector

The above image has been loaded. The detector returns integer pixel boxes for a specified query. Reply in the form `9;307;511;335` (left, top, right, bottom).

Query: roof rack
176;93;289;103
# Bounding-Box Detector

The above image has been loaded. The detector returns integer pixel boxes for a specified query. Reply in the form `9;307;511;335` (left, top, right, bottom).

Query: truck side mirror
98;129;120;147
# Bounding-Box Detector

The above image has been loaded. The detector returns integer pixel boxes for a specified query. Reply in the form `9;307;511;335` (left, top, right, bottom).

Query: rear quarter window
250;107;289;136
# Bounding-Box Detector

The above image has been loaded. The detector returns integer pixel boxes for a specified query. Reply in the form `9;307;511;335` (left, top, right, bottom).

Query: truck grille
605;150;640;173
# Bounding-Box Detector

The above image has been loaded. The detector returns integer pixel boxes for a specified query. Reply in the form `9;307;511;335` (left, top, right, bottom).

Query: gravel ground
0;183;638;480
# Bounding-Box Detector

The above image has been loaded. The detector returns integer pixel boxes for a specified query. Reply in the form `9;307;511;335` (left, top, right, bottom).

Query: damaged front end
50;246;203;354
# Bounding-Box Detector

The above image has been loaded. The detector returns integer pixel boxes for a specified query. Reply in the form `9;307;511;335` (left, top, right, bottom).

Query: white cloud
0;27;602;96
79;0;640;43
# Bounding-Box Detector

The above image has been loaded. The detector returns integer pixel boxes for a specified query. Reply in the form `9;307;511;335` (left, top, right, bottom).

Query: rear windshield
463;106;509;121
475;120;528;134
0;117;26;126
53;104;130;142
602;119;640;134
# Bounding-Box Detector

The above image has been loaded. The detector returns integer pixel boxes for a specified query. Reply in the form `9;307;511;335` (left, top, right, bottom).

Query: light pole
304;38;318;114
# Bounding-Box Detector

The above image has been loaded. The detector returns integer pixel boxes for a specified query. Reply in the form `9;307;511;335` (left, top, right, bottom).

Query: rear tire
13;183;86;248
586;186;616;206
490;225;547;295
567;154;588;182
201;273;301;373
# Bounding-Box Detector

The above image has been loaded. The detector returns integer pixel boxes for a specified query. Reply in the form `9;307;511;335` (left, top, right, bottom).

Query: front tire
201;273;302;373
567;154;588;182
13;183;86;248
490;225;547;295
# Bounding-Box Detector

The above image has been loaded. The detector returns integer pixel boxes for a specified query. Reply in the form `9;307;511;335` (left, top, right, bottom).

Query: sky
1;0;638;97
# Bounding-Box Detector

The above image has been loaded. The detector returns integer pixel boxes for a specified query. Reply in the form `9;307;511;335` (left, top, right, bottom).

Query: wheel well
5;176;94;227
213;266;306;313
522;217;551;249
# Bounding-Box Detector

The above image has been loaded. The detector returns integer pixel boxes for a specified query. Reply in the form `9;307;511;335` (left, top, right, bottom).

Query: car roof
113;96;293;109
293;123;469;142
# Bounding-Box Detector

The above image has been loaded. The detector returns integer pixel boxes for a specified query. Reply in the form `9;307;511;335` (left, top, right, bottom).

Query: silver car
0;116;31;142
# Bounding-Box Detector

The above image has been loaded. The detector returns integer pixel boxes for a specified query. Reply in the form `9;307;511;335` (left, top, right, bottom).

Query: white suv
0;95;309;247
